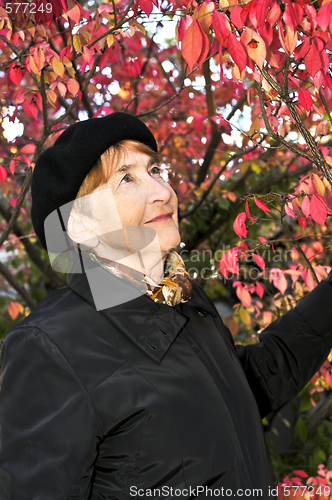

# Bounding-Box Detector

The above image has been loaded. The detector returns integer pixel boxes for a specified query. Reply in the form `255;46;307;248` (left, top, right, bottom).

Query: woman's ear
67;211;100;249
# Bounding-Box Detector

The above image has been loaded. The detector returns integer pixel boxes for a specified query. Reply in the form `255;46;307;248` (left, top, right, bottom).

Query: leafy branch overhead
1;0;332;485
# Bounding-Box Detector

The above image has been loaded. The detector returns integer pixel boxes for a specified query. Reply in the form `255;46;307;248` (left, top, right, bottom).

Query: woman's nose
144;173;172;204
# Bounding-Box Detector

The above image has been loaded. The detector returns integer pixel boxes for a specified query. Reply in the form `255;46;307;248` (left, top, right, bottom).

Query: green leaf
218;197;230;210
295;416;308;443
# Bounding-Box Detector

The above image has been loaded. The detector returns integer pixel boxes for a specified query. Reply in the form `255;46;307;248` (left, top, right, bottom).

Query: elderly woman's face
87;148;180;261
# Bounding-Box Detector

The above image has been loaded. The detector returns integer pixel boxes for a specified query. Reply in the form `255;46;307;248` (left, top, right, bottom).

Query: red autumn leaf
294;37;310;60
270;269;288;294
236;285;252;308
182;20;203;72
278;24;298;55
233;212;248;239
83;46;94;65
302;268;316;291
67;78;80;97
196;24;209;68
197;1;213;34
255;281;264;298
179;181;188;195
57;82;67;98
293;470;309;478
298;88;313;112
305;43;322;78
22;100;38;120
283;0;303;31
310;194;327;226
266;0;281;25
258;236;267;244
9;160;16;175
177;16;193;42
245;200;255;221
241;28;266;70
220;247;239;278
252;253;265;269
138;0;153;17
301;196;311;217
21;144;36;154
285;202;295;217
316;2;332;32
7;301;24;320
254;197;271;213
212;10;231;42
0;165;7;183
9;65;23;86
298;216;307;229
228;33;247;73
67;4;81;24
230;5;244;29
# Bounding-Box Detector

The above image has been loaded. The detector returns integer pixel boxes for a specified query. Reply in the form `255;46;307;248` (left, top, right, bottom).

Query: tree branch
0;261;36;310
0;200;64;288
182;161;314;252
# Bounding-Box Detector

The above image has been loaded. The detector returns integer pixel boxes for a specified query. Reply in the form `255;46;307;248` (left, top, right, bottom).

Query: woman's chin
159;232;181;255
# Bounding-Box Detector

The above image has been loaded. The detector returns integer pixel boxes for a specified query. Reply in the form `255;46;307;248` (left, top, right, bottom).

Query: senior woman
1;113;332;500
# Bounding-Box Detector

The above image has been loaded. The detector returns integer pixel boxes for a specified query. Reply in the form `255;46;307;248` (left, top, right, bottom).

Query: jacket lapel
66;253;216;363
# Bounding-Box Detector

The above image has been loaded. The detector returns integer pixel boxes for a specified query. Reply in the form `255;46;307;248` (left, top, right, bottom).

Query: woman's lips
145;213;173;223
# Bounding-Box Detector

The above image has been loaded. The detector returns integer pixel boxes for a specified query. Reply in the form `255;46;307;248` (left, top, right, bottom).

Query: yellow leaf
79;27;92;42
99;36;106;50
107;34;114;47
239;305;251;326
251;162;261;174
312;174;325;197
46;89;57;107
73;34;82;53
328;348;332;363
36;24;48;39
325;156;332;167
29;55;40;75
67;66;76;78
0;19;4;30
27;26;35;37
52;57;65;78
36;48;45;71
129;18;146;35
62;56;73;68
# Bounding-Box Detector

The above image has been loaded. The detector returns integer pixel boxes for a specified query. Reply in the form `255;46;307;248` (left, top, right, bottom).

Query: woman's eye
121;174;132;184
151;166;161;176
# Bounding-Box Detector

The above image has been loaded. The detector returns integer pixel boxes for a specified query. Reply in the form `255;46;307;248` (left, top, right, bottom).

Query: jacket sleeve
234;277;332;420
0;326;103;500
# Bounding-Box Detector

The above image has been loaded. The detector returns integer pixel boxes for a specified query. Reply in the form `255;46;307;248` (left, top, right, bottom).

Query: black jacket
1;256;332;500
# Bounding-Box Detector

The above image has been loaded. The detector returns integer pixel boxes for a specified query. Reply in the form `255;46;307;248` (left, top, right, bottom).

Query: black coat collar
66;253;217;363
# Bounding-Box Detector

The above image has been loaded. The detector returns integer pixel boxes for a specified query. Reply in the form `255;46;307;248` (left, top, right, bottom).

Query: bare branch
182;145;258;219
0;201;64;288
0;261;36;310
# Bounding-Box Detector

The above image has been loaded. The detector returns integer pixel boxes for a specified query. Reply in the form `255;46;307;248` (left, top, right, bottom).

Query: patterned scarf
85;248;193;307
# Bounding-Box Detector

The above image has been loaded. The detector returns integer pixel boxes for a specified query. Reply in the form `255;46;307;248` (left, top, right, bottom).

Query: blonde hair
73;140;162;220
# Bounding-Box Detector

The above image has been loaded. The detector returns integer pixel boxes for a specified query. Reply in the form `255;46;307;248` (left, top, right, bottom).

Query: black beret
31;112;158;250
